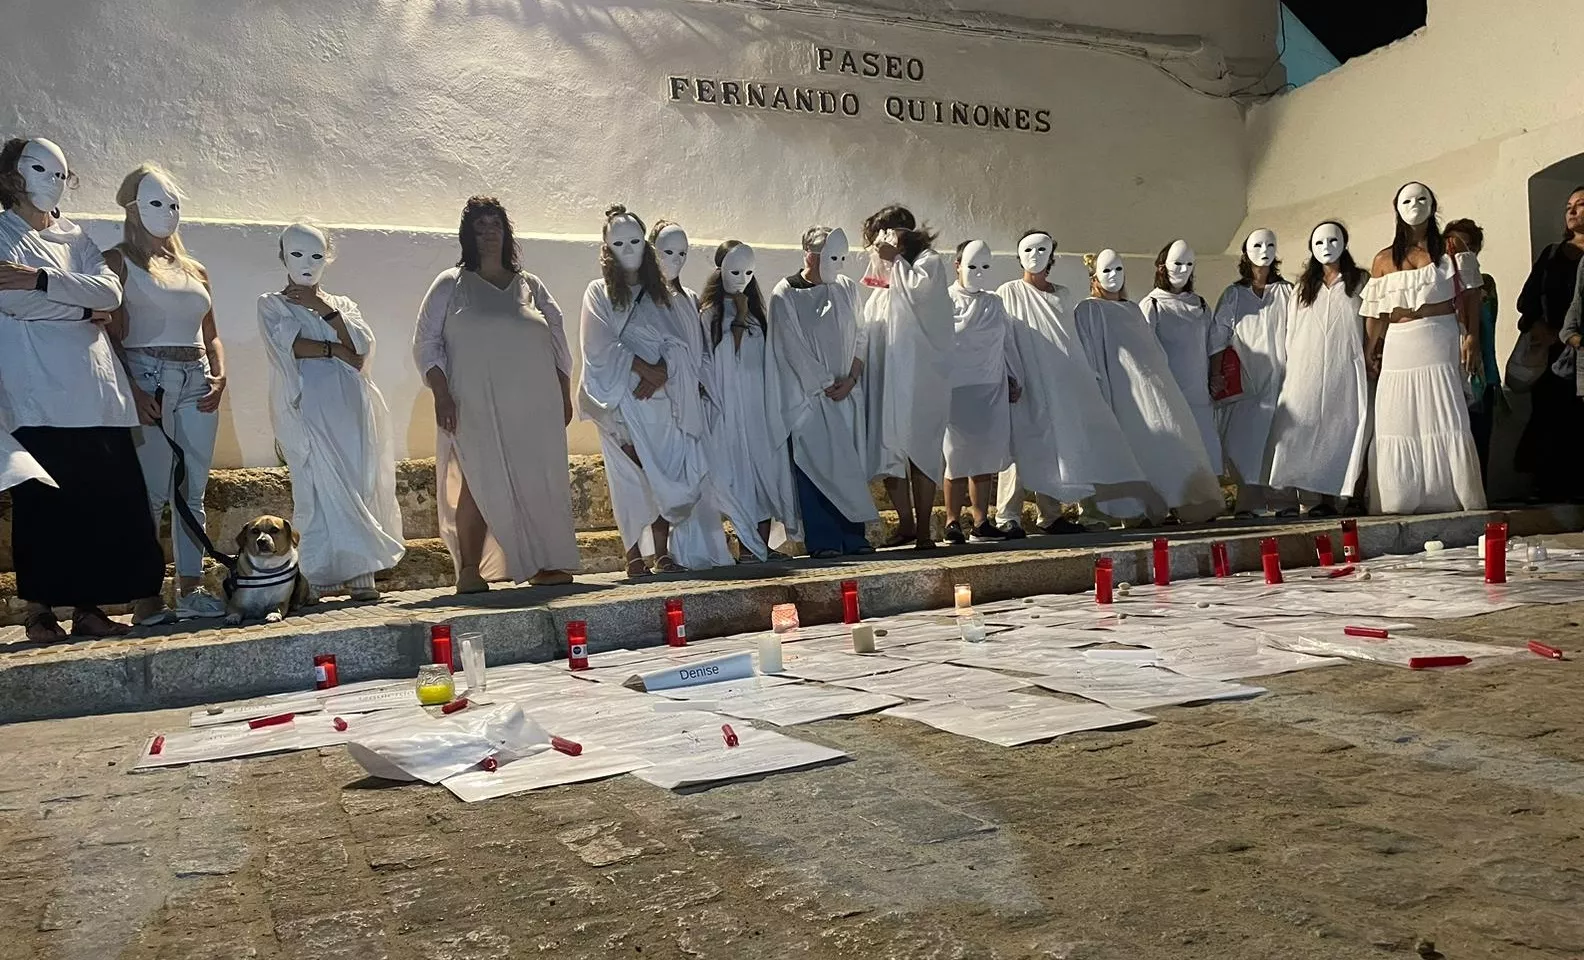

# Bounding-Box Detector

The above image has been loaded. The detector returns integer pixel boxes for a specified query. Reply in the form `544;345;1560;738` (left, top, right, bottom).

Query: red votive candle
1314;534;1334;567
1152;538;1170;586
1341;519;1360;562
430;624;454;672
840;580;860;624
664;597;687;647
1260;538;1283;585
566;621;589;671
1094;557;1114;605
1211;542;1230;578
1484;522;1507;584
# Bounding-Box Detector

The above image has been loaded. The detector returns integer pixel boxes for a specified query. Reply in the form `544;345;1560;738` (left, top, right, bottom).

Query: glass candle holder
415;663;456;706
958;612;987;643
954;584;972;610
771;603;800;634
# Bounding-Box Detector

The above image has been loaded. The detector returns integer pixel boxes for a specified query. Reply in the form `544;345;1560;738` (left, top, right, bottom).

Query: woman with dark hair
1515;188;1584;501
1442;218;1500;489
1139;239;1220;473
0;137;165;642
698;240;797;562
1212;228;1297;517
579;204;732;576
413;195;579;593
1267;221;1371;515
1361;181;1485;514
859;204;954;549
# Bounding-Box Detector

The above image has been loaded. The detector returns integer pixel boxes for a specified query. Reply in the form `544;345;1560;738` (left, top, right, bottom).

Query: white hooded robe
1212;280;1294;487
1139;287;1222;472
862;250;955;484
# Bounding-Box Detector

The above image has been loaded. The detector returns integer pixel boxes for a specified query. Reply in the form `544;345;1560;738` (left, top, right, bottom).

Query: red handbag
1211;347;1243;402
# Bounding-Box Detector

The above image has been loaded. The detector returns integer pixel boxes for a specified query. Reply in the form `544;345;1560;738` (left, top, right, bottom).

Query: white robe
996;279;1143;501
767;274;879;525
578;280;733;569
1267;279;1371;497
944;284;1018;478
1139;287;1222;472
261;292;405;587
863;250;955;484
1212;281;1294;486
700;298;800;559
1075;297;1223;522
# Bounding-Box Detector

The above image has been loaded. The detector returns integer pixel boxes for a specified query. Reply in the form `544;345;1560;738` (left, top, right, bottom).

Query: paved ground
1;590;1580;959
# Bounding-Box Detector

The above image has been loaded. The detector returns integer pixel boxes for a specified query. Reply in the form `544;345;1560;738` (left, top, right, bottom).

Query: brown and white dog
224;516;312;626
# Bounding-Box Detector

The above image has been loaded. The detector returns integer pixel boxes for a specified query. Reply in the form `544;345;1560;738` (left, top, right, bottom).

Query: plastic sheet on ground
881;692;1154;746
829;661;1033;700
346;703;551;784
1030;661;1266;711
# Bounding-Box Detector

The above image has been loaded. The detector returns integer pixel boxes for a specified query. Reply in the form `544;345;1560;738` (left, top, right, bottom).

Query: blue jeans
790;443;869;555
126;351;219;579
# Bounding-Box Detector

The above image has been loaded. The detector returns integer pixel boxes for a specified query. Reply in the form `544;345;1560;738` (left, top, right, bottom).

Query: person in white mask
0;138;165;643
1139;240;1222;474
697;240;797;562
996;229;1143;536
1075;250;1222;525
860;204;953;550
260;222;404;602
101;164;227;622
1212;228;1298;517
767;226;878;558
1361;181;1485;513
1267;221;1371;515
579;204;733;576
415;196;580;593
942;239;1021;543
650;220;695;307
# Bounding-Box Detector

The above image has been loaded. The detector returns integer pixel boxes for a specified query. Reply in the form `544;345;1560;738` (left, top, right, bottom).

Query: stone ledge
1;506;1574;724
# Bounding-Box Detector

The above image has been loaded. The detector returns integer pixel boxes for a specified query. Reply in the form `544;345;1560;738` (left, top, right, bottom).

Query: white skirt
1369;315;1486;515
944;382;1012;479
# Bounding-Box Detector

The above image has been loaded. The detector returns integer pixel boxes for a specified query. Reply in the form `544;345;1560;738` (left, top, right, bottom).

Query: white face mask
816;227;850;282
1094;249;1125;294
17;139;68;212
1310;223;1346;266
1019;233;1054;274
134;172;181;239
281;224;330;286
1165;240;1195;291
1396;182;1433;227
720;243;756;295
654;224;688;282
606;216;646;272
957;240;992;293
1244;229;1278;268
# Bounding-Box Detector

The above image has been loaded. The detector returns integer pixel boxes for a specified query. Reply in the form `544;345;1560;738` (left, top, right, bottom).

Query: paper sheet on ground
882;692;1154;746
633;725;847;790
657;680;901;726
139;707;431;770
1031;662;1265;711
771;648;916;682
830;662;1032;700
443;747;651;801
1262;630;1522;667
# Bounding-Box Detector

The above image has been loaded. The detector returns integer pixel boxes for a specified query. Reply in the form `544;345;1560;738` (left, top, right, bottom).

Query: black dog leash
151;405;241;593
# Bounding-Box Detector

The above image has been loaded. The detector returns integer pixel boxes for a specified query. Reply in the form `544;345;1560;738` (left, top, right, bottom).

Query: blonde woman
104;164;228;621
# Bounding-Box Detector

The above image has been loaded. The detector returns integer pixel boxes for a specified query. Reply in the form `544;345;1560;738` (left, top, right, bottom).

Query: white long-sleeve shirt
0;210;134;428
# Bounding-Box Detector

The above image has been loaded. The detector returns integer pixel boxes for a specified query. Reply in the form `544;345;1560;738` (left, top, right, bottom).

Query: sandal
530;569;574;586
651;555;685;574
23;606;68;645
69;607;131;638
625;558;654;579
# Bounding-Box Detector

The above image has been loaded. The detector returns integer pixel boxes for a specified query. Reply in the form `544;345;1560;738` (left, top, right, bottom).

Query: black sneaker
1039;517;1087;535
969;521;1008;543
998;520;1028;540
944;521;967;544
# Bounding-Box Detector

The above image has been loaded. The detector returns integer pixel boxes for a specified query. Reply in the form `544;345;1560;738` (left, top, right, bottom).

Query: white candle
851;624;877;654
1477;534;1486;559
758;634;783;674
954;584;972;610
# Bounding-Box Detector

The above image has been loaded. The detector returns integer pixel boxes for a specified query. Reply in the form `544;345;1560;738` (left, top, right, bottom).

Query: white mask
1396;182;1433;227
1244;229;1277;268
280;223;330;286
957;240;992;293
654;224;688;282
16;139;68;212
816;227;850;282
1018;232;1054;274
720;243;755;295
606;215;646;272
1310;223;1346;266
1094;249;1125;294
1165;240;1195;291
134;171;181;239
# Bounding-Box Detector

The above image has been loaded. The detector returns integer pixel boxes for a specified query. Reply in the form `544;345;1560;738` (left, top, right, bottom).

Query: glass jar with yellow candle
415;663;456;706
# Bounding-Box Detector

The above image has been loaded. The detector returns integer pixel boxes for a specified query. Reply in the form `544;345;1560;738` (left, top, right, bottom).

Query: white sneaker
175;588;228;620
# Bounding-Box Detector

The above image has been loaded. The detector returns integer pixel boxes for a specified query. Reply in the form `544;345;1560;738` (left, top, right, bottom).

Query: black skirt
11;426;165;608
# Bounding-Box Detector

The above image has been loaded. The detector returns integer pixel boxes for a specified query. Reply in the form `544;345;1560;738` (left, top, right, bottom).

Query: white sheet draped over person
767;226;878;558
578;205;732;575
259;224;403;596
1139;240;1222;472
1075;250;1222;524
1213;229;1297;515
696;241;799;562
1268;221;1372;505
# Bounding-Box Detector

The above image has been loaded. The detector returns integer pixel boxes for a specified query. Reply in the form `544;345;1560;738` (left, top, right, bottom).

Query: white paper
138;708;431;770
882;693;1155;746
830;662;1032;700
1262;631;1521;667
443;747;650;802
674;681;903;726
633;727;847;790
1031;662;1266;711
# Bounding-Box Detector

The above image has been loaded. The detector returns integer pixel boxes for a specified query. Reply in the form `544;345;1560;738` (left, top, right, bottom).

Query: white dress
996;279;1144;503
262;292;405;587
1139;287;1221;472
944;284;1017;478
1267;279;1371;497
578;280;734;569
1074;297;1224;522
1212;281;1294;487
767;275;879;525
863;250;955;484
700;298;799;559
1361;254;1486;514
